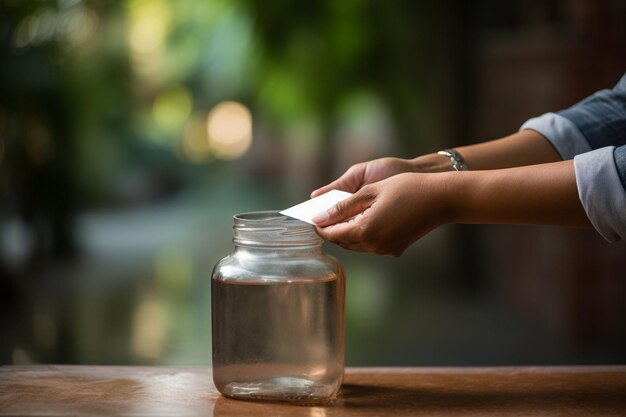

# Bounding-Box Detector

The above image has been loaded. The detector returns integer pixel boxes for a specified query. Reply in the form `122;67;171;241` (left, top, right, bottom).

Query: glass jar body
211;212;345;403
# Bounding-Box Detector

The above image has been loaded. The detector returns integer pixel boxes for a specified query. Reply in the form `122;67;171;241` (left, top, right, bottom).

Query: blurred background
1;0;626;367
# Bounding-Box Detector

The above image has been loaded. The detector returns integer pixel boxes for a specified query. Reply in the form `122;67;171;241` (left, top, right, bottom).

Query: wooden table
1;365;626;416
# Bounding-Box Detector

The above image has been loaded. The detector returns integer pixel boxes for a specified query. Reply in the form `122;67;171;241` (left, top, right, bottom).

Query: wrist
436;170;471;225
409;153;456;173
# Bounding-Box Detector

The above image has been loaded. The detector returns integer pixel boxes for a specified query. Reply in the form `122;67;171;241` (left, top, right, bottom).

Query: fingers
315;208;405;256
315;206;372;248
312;187;375;227
317;216;411;257
310;165;364;198
315;221;364;247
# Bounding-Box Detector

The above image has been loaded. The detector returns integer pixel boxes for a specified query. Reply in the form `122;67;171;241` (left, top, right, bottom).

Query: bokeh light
13;8;56;48
152;86;193;134
128;0;170;77
132;292;169;359
206;101;253;160
129;0;168;54
11;4;99;51
63;6;100;47
181;114;212;163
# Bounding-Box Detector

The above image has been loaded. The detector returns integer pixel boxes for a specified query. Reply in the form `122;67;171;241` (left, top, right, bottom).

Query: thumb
312;188;375;227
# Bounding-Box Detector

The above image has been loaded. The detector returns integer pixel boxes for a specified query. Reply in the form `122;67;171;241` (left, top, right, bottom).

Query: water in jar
212;272;345;402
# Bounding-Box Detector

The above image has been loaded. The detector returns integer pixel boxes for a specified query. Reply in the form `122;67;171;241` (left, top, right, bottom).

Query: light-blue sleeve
520;112;590;159
574;146;626;242
519;73;626;242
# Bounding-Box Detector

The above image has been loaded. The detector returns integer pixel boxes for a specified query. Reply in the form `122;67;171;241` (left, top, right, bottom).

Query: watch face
438;150;468;171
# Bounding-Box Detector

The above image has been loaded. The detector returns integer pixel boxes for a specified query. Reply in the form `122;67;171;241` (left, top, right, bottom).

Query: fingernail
311;211;329;225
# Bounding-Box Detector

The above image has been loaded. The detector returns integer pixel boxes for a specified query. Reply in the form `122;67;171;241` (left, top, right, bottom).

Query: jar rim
232;210;322;247
233;210;291;223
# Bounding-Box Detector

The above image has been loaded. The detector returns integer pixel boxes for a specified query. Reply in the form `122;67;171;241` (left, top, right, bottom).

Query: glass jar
211;211;346;403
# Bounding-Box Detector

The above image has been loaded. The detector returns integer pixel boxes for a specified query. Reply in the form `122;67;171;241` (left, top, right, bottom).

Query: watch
437;149;469;171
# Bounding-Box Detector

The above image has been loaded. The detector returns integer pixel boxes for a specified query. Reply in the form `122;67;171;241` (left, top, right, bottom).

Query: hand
312;172;454;257
310;157;418;198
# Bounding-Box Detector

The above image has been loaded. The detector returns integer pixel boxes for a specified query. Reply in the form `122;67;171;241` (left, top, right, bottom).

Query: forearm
410;129;562;172
455;129;562;170
446;160;592;228
315;162;593;256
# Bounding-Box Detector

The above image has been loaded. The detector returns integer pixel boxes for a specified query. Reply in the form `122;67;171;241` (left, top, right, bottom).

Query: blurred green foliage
0;0;457;267
1;0;450;205
0;0;455;366
6;0;624;368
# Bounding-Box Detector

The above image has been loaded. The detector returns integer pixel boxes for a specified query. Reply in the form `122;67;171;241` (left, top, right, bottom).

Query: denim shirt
520;72;626;242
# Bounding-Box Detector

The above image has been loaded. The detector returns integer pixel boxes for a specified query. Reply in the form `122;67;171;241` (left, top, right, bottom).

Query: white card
280;190;353;225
